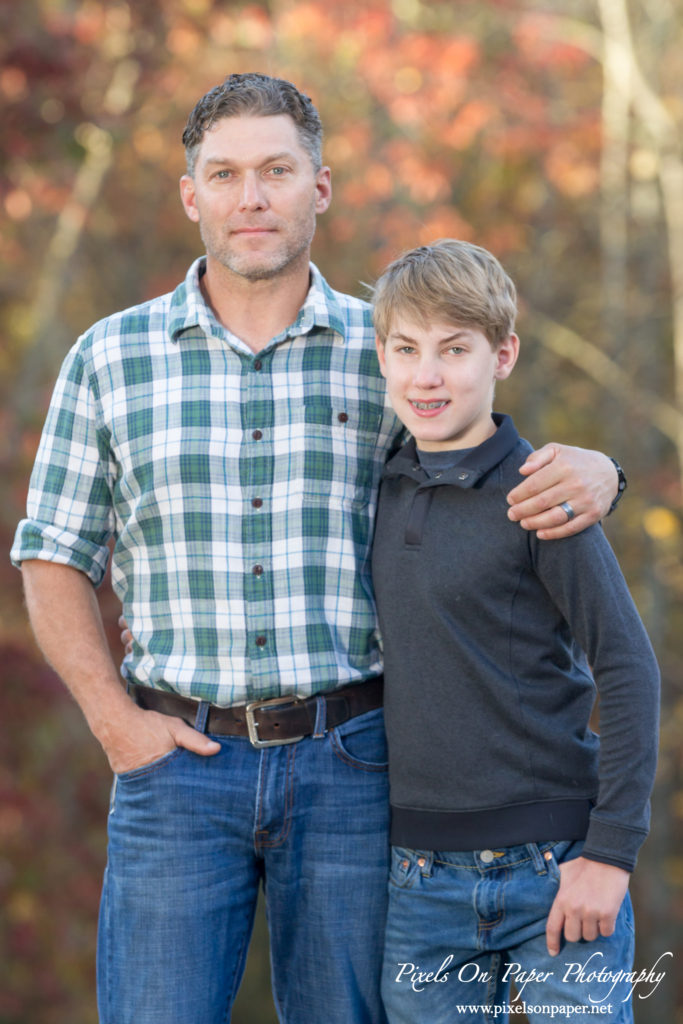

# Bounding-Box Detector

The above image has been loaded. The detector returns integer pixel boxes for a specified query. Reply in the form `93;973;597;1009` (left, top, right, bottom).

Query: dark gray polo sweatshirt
371;414;660;872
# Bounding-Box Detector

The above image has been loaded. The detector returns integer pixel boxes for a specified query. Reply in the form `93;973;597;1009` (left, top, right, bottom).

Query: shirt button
252;429;263;440
338;412;349;423
253;359;263;371
252;564;264;576
252;498;263;509
480;849;495;863
255;635;267;647
458;472;469;481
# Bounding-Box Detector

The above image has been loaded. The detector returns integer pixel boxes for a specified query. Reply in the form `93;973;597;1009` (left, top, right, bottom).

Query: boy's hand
506;444;619;539
545;856;630;956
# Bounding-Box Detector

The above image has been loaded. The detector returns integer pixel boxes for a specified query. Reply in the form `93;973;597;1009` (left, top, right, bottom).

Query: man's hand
546;856;630;956
101;702;221;776
119;614;134;655
20;561;220;778
506;444;619;540
112;614;220;773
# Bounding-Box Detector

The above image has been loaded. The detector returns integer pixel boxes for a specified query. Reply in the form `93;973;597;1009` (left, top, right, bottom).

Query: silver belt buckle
245;694;306;748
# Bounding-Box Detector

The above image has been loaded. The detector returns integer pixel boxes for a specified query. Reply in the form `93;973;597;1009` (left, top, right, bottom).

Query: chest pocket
284;398;383;503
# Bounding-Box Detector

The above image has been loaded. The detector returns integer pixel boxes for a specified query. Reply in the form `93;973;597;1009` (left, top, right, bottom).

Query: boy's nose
413;359;444;388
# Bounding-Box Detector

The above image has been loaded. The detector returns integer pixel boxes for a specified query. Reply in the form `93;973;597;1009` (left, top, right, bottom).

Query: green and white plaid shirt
12;258;405;705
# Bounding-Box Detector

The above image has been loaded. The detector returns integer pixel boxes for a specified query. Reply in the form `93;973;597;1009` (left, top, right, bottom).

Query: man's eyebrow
202;151;297;167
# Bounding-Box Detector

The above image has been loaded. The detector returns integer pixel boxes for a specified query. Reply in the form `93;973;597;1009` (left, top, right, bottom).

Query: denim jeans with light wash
382;840;635;1024
96;706;390;1024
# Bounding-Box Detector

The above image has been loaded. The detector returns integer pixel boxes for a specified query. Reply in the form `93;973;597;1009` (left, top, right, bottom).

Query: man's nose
238;172;268;211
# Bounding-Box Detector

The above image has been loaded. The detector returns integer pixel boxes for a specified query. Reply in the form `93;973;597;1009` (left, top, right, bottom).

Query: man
11;74;623;1024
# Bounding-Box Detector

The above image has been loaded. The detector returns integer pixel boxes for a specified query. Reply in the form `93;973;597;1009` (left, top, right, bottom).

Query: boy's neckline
415;445;475;477
415;420;502;463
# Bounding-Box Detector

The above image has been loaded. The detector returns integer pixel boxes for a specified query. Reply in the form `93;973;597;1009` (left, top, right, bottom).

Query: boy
371;240;660;1023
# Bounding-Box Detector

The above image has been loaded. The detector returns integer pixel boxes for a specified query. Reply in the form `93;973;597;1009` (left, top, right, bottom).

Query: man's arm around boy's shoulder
506;443;619;539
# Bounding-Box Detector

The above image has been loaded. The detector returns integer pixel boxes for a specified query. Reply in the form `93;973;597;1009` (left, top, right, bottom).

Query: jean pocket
330;707;388;772
541;838;584;882
115;746;185;783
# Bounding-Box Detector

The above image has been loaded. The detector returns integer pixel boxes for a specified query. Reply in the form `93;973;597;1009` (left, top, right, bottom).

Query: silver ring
559;501;575;521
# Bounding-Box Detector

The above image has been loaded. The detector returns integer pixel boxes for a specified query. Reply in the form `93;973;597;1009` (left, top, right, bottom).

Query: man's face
179;114;331;282
376;316;519;451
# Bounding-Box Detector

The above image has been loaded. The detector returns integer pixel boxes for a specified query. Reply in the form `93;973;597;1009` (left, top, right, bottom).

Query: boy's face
376;316;519;451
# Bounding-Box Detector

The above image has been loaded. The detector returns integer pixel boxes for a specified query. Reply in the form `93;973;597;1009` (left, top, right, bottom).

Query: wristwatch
607;457;627;515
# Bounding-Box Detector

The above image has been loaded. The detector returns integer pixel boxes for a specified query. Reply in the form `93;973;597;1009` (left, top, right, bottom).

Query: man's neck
200;256;312;354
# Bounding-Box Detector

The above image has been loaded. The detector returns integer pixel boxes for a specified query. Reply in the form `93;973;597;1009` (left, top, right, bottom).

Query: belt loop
194;700;210;734
528;843;548;875
312;695;327;738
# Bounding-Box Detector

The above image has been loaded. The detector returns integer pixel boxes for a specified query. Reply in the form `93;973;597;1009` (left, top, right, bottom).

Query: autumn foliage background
1;1;682;1021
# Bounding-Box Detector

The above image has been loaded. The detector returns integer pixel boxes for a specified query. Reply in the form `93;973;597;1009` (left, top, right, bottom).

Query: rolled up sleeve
11;344;115;585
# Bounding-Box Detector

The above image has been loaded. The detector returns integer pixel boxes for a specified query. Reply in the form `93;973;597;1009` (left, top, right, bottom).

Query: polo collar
382;413;520;489
168;257;347;346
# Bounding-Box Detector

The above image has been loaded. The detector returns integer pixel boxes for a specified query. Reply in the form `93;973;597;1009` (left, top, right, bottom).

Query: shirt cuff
582;815;647;873
11;519;110;586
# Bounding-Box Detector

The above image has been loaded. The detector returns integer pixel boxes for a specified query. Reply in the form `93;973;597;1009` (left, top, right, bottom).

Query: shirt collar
168;257;347;347
382;413;520;489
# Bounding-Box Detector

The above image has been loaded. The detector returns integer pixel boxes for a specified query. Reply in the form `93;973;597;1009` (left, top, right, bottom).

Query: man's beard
199;216;315;283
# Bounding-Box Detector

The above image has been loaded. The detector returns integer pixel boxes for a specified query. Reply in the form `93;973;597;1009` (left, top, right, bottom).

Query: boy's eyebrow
389;329;469;344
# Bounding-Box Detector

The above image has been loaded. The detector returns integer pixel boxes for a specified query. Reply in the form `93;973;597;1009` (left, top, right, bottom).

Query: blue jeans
382;841;635;1023
97;706;390;1024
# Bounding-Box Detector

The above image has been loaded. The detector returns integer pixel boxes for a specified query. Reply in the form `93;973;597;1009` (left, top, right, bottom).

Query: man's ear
314;166;332;215
494;333;520;381
179;175;200;223
375;334;387;377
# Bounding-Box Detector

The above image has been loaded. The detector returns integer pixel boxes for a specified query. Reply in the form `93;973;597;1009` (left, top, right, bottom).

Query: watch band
607;457;627;515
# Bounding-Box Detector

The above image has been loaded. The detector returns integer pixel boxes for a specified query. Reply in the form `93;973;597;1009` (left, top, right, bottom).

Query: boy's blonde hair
373;239;517;348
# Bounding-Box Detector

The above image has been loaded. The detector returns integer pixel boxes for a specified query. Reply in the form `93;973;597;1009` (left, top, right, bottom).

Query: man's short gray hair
182;72;323;175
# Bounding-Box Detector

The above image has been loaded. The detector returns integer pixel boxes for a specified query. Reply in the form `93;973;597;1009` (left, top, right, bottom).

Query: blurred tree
1;0;681;1020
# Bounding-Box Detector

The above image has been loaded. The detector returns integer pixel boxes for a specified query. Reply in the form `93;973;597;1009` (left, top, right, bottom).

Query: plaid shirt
12;258;405;705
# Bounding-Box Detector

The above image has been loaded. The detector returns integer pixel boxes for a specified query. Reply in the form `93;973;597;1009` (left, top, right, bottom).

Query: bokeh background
1;1;682;1021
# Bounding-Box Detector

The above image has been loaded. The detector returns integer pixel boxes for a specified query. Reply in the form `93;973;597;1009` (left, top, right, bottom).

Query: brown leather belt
128;677;383;748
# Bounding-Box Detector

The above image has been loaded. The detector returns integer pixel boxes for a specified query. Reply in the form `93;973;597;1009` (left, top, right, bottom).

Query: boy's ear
375;334;387;377
494;333;520;381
